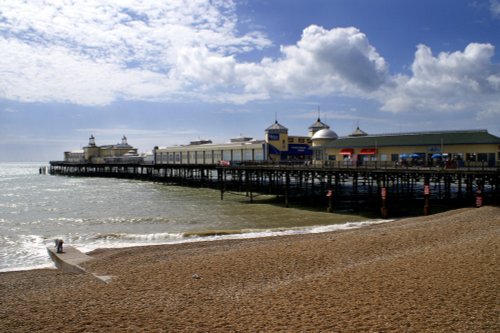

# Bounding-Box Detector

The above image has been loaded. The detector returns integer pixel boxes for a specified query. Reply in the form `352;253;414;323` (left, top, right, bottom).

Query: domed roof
311;128;338;140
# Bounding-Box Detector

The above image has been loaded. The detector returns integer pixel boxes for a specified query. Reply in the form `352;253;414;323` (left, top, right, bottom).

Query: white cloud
491;0;500;17
232;25;388;99
0;0;270;105
2;107;17;113
380;43;500;117
76;127;199;138
0;1;386;106
0;0;498;125
0;37;179;105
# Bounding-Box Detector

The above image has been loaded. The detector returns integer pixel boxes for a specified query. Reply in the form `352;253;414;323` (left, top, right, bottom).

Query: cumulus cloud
0;0;499;123
380;43;500;117
0;0;388;106
233;25;388;99
0;0;270;105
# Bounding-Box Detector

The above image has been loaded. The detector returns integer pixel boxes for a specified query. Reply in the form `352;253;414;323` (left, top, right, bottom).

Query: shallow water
0;162;385;272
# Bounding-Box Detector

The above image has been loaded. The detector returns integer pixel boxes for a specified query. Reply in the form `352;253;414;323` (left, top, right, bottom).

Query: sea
0;162;387;272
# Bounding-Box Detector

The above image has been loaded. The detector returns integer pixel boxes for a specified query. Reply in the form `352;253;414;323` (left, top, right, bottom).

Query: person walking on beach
55;239;64;253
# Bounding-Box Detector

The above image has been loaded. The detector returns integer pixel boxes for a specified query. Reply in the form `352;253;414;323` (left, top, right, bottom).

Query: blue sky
1;0;500;162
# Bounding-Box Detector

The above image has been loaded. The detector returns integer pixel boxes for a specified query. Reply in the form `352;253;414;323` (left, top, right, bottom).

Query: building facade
154;138;266;165
63;119;500;168
64;135;139;163
155;119;316;165
312;129;500;167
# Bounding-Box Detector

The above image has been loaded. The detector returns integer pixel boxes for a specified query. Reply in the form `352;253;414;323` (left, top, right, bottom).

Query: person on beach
55;239;64;253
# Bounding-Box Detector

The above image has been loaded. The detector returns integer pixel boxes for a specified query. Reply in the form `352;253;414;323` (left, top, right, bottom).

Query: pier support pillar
380;187;388;218
284;172;290;208
423;175;431;216
326;189;333;213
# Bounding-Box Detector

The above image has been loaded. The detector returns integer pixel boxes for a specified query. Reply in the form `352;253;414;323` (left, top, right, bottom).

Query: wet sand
1;206;499;332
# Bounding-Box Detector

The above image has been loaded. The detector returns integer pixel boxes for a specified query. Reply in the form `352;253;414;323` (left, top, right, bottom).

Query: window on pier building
466;153;475;161
233;150;242;161
477;153;488;162
214;150;221;161
243;149;252;161
315;149;323;161
254;150;264;161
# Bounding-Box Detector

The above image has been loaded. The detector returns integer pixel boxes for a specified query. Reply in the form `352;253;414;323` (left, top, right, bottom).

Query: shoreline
1;206;499;332
0;211;382;274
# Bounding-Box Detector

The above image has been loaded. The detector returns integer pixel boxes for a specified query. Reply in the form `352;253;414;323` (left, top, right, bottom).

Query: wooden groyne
49;161;500;217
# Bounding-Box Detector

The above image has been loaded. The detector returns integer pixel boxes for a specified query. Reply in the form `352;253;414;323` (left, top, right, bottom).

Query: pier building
154;119;315;165
312;129;500;168
154;137;267;165
64;135;140;164
60;117;500;168
64;149;85;163
265;119;313;162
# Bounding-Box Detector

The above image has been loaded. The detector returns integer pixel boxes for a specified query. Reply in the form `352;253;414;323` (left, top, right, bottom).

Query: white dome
312;128;338;140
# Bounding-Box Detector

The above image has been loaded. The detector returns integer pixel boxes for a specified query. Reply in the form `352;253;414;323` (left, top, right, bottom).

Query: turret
349;126;368;137
265;120;288;161
88;134;96;147
308;118;330;137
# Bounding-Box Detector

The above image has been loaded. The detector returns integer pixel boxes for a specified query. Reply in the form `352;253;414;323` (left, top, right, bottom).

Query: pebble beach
1;206;499;332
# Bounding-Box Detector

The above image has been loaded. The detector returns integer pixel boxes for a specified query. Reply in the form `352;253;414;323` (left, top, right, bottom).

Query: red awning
339;148;354;155
359;148;377;155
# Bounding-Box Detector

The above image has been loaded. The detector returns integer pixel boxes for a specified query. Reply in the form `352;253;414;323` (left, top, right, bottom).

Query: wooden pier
49;161;500;217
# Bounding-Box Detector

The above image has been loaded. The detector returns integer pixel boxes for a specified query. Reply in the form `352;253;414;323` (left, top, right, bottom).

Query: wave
89;232;184;241
82;220;394;249
85;219;391;244
184;219;392;241
1;219;394;273
0;234;55;272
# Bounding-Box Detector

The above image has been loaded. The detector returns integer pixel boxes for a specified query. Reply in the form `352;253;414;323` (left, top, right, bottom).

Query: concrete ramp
47;245;112;283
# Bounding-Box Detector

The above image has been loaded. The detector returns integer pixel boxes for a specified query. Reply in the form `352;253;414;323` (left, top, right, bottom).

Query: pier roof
321;130;500;148
265;120;288;133
308;118;330;131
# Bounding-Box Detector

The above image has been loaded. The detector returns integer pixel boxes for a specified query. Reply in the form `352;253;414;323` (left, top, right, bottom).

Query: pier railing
50;160;500;172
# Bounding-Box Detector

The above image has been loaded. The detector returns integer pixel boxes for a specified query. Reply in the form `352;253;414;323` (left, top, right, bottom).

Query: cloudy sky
1;0;500;162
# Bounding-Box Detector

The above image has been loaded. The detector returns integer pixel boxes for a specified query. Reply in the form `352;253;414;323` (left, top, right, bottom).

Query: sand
1;206;499;332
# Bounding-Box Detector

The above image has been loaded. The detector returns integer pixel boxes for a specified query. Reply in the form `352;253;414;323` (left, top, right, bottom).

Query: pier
49;161;500;218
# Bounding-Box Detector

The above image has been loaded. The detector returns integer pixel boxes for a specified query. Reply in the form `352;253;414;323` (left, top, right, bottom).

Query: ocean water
0;162;387;272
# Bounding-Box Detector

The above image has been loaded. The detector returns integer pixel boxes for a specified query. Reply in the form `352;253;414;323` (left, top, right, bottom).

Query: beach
1;206;499;332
